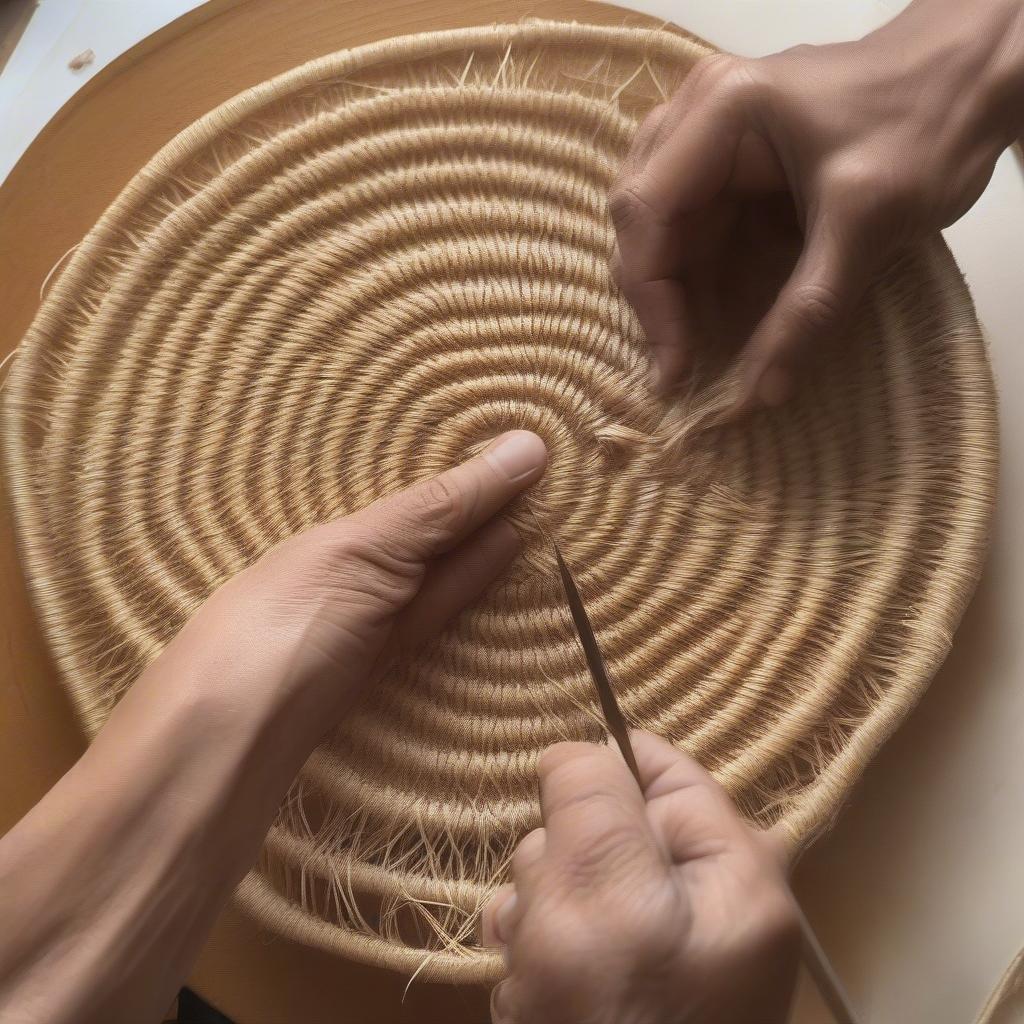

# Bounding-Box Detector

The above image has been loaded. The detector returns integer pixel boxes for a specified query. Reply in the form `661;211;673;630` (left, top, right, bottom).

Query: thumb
739;215;870;409
353;430;547;563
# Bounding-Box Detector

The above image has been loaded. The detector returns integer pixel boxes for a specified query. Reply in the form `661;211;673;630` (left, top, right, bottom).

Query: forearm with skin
0;644;325;1024
0;432;544;1024
874;0;1024;140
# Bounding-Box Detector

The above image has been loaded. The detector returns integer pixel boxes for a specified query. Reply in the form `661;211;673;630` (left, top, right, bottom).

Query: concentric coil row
2;21;997;981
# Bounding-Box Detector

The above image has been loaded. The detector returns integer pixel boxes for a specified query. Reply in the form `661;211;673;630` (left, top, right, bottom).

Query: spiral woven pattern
2;21;997;981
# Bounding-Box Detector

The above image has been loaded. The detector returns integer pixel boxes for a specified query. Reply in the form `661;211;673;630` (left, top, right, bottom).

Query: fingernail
485;431;547;482
494;892;519;945
491;980;516;1024
756;366;796;408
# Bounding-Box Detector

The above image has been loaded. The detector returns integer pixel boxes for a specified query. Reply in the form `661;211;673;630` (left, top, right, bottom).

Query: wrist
150;586;352;751
0;638;320;1024
133;635;331;778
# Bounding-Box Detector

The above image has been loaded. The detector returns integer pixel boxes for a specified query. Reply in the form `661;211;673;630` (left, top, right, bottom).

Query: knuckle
825;156;890;212
659;790;730;856
693;52;759;105
719;850;800;955
608;178;660;232
410;475;464;531
825;155;921;247
511;848;532;883
282;522;374;570
784;42;814;58
755;826;791;871
516;915;600;985
646;752;715;800
322;527;385;572
482;885;517;947
558;807;648;882
674;777;731;824
785;281;844;339
327;522;377;558
825;158;873;199
511;827;546;878
254;521;408;614
774;42;819;70
689;52;737;89
638;100;669;136
630;102;671;158
875;172;920;220
481;896;497;929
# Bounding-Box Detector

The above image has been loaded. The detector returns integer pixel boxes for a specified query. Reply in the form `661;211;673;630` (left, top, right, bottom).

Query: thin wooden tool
553;543;640;781
795;904;859;1024
552;543;861;1024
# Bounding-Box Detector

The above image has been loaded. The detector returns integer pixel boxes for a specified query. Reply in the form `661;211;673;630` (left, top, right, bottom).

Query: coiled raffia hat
1;13;997;988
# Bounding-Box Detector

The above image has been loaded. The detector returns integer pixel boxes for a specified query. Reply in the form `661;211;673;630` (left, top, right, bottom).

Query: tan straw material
1;20;998;983
976;946;1024;1024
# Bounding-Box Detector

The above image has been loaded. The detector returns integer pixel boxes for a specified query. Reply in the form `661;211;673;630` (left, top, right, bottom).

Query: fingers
628;730;759;865
623;56;757;219
510;825;547;889
639;57;784;208
621;276;696;390
490;736;798;1024
737;213;869;410
392;517;520;650
357;430;547;562
490;978;520;1024
537;742;662;884
630;728;722;798
490;746;671;1024
611;55;784;392
481;884;518;947
481;826;545;947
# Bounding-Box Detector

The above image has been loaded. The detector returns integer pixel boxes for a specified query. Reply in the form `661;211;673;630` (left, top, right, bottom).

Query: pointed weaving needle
553;542;640;782
551;542;860;1024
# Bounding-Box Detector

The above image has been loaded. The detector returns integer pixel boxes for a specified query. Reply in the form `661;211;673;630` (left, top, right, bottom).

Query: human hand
0;434;547;1024
610;0;1024;408
158;430;547;731
482;732;799;1024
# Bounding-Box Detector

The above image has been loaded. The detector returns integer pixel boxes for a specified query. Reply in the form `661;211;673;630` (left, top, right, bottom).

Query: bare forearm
0;645;324;1024
0;433;542;1024
876;0;1024;138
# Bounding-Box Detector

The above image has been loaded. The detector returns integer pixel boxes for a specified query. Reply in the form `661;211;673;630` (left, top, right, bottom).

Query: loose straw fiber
1;21;998;983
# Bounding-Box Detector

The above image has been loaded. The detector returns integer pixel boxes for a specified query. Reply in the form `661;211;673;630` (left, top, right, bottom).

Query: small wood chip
67;48;94;71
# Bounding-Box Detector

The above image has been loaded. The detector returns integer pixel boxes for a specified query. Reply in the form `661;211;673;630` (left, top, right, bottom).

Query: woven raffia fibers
1;21;998;982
